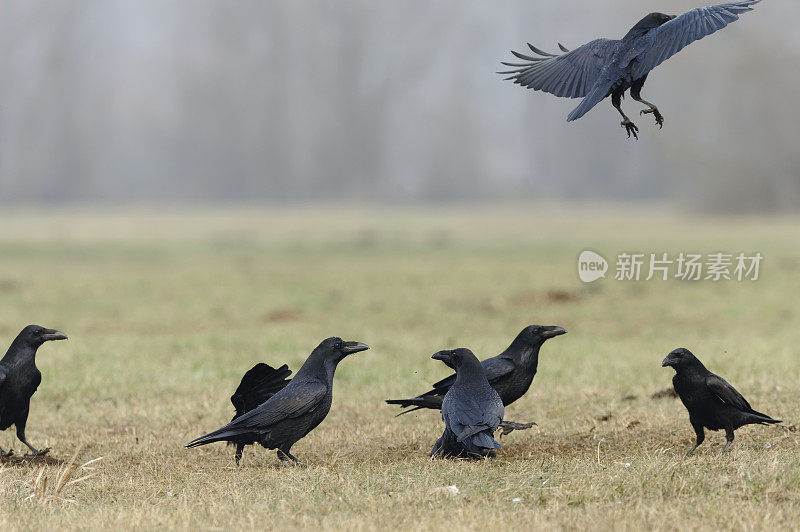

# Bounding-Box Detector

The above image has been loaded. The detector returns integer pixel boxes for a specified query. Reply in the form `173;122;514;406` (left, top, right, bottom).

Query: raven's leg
722;429;735;453
277;447;306;467
498;420;537;437
685;418;705;457
234;443;245;466
16;420;50;457
630;76;664;129
612;90;638;139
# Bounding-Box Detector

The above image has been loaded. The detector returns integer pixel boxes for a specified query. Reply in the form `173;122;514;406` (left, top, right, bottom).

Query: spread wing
632;1;760;79
230;363;293;419
499;39;617;99
427;356;515;397
706;373;752;412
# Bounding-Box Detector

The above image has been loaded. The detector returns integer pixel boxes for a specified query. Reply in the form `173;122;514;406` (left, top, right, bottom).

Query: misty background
0;0;797;211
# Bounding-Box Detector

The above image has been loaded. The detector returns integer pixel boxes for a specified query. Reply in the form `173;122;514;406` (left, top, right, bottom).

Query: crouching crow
430;349;504;459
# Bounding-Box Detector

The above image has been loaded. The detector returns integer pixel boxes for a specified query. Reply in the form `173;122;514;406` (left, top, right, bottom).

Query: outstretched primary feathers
500;1;760;138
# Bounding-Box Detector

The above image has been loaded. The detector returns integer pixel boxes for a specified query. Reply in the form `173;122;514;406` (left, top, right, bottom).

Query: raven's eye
35;328;44;335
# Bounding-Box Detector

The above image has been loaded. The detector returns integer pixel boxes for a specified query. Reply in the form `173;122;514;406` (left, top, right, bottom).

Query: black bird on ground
386;325;566;433
430;349;504;459
0;325;68;457
227;362;293;464
187;337;369;466
662;348;781;457
500;1;760;138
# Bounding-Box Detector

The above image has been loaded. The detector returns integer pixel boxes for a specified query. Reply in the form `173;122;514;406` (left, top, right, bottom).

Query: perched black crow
500;1;760;138
386;325;565;433
662;348;781;456
227;362;293;464
430;349;504;459
0;325;68;457
187;337;369;465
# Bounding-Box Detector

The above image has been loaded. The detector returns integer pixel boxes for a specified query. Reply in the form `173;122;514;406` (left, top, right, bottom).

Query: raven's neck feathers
1;341;38;367
294;349;337;383
677;358;711;377
503;333;541;369
454;357;488;388
623;14;670;40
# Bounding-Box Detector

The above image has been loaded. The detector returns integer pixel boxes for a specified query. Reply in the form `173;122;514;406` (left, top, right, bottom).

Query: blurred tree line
0;0;798;210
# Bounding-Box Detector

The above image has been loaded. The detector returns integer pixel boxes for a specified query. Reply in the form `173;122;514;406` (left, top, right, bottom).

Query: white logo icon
578;250;608;283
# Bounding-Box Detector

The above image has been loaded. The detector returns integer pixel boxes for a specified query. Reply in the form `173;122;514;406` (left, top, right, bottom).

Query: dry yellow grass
0;204;798;530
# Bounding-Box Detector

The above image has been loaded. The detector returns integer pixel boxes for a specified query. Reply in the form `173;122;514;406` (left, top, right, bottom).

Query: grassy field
0;204;798;530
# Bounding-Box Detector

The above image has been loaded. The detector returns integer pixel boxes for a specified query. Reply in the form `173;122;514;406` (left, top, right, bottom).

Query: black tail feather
385;395;443;414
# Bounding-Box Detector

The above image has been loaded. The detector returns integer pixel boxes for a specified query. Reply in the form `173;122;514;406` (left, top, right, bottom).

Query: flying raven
430;349;504;459
500;1;760;138
187;337;369;466
386;325;566;433
662;347;781;456
0;325;68;457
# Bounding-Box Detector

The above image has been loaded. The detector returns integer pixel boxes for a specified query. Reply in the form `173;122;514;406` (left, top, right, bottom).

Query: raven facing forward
662;348;781;457
500;1;760;138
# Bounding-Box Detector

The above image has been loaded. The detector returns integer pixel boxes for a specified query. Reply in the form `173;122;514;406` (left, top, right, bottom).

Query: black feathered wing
230;363;292;419
499;39;617;99
187;381;326;447
631;1;760;80
705;374;752;411
442;388;503;453
705;373;780;423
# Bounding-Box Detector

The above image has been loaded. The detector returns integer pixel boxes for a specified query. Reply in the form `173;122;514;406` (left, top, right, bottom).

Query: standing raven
228;362;293;464
430;349;504;459
500;1;760;138
187;337;369;466
662;348;781;456
386;325;566;433
0;325;68;457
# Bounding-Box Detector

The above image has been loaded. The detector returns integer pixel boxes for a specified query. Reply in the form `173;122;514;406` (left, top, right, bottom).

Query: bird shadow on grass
0;453;64;467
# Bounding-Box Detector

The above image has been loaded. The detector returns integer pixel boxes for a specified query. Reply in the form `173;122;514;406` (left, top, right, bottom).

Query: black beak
431;351;450;362
340;341;369;355
41;329;68;342
661;356;674;367
542;326;567;339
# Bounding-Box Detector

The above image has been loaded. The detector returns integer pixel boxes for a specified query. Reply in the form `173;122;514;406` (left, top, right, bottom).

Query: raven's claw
0;448;14;458
640;107;664;129
621;120;639;139
24;447;50;457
